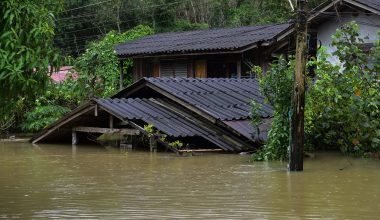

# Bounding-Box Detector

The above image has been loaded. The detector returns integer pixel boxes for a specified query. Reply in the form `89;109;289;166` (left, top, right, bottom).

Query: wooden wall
131;50;271;81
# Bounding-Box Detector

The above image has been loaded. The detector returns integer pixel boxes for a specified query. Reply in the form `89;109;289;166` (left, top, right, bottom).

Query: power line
56;0;214;36
63;0;112;12
58;0;191;21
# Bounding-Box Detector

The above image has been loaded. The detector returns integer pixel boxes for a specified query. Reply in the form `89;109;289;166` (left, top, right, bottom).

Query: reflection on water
1;142;379;219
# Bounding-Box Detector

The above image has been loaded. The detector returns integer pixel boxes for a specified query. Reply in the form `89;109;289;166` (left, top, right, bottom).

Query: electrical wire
55;0;215;47
63;0;112;12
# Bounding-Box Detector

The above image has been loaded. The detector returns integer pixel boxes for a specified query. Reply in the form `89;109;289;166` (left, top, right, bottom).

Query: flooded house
32;0;379;153
114;0;380;85
115;23;292;82
32;78;272;153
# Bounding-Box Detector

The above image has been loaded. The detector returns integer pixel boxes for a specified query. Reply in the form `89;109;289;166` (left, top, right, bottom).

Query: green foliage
306;22;380;156
17;82;77;133
20;105;70;132
171;20;209;32
0;0;63;102
72;25;153;100
143;124;155;136
143;124;185;150
252;22;380;160
0;98;27;134
169;140;184;149
56;0;326;56
251;58;294;161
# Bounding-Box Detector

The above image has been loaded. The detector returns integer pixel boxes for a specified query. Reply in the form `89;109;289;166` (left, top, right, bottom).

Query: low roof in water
32;77;272;152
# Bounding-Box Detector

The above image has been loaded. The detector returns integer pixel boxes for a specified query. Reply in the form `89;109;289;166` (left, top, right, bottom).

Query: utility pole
289;0;308;171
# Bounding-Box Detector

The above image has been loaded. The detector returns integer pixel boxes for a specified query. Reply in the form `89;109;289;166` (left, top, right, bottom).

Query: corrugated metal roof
143;77;273;120
95;98;242;151
115;23;291;57
223;119;271;141
32;78;269;151
353;0;380;11
96;98;205;137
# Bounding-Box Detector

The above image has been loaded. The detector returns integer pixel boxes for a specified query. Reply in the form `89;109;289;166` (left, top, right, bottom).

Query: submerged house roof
115;23;291;57
115;77;272;119
32;78;272;152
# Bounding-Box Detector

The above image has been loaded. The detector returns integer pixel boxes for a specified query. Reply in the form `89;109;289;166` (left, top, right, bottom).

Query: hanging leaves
0;0;63;102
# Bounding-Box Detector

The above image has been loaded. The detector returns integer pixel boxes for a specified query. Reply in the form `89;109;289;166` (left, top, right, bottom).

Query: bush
73;25;154;100
306;23;380;156
251;58;294;161
20;105;70;132
251;22;380;160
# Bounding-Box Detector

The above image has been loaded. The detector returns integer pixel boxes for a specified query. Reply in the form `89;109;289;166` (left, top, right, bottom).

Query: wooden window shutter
195;60;207;78
160;60;187;77
153;63;160;77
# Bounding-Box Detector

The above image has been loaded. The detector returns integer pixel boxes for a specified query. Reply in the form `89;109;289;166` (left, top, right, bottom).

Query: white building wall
317;13;380;64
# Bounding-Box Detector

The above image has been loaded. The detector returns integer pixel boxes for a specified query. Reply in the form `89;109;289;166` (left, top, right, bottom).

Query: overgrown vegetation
0;0;64;135
0;25;152;134
143;124;186;150
0;0;63;102
251;58;295;161
307;23;380;156
71;25;153;100
252;22;380;160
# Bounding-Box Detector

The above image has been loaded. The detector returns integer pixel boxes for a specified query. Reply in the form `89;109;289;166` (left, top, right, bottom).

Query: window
160;60;187;77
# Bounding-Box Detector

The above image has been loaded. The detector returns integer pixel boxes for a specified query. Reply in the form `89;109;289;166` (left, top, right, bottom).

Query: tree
0;0;63;103
0;0;63;133
71;25;154;101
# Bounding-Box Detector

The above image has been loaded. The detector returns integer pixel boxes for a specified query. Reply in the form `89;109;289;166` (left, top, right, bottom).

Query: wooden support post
94;104;98;117
149;136;157;152
237;59;241;78
72;144;77;156
119;60;124;90
109;115;114;129
289;0;308;172
72;130;78;145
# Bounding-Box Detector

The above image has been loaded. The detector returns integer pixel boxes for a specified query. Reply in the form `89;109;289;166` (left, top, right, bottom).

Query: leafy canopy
252;22;380;160
70;25;154;100
0;0;63;102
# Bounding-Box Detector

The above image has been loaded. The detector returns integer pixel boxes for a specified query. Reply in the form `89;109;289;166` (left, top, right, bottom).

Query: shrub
251;57;294;161
20;105;70;132
251;22;380;160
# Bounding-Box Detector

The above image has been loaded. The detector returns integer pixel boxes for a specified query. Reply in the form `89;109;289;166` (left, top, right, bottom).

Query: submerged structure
32;78;272;153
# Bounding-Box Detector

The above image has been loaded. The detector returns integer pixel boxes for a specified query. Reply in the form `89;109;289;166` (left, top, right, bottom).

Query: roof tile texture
116;23;290;57
144;77;273;120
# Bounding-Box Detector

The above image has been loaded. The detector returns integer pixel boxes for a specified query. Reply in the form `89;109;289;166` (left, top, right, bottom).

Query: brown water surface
0;142;379;219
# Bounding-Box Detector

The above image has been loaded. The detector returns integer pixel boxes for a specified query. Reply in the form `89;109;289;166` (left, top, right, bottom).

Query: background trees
55;0;326;57
0;0;63;134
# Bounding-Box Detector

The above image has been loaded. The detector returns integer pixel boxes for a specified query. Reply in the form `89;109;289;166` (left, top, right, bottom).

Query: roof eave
116;45;259;59
116;39;285;59
344;0;380;14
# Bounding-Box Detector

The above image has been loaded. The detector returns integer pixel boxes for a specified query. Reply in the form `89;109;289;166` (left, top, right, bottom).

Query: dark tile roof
223;119;271;141
96;98;206;137
32;78;270;151
142;77;273;120
115;23;291;57
354;0;380;11
95;98;244;151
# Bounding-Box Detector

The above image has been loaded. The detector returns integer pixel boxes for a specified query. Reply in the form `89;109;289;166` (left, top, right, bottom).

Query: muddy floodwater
0;142;380;219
